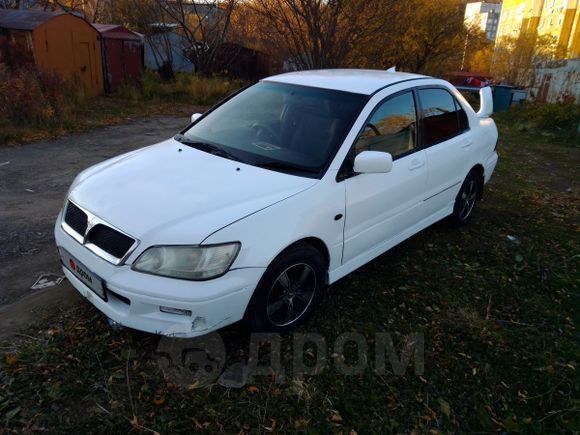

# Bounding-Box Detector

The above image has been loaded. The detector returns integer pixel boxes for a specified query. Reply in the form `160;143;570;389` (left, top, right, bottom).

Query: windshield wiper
174;135;243;162
254;160;319;174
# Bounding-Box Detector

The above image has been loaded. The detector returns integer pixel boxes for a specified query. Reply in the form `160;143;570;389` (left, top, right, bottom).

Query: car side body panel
205;78;499;287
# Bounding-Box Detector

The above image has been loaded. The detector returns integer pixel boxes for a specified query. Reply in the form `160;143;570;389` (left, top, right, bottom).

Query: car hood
69;139;317;245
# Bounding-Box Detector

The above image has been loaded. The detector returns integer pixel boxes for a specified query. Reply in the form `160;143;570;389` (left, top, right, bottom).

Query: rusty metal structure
532;58;580;103
92;24;143;93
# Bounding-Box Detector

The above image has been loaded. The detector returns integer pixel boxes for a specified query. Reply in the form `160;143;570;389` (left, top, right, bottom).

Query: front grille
62;200;137;263
87;224;135;259
64;202;88;236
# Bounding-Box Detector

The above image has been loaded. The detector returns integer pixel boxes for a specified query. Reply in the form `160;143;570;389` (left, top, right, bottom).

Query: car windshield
179;81;368;177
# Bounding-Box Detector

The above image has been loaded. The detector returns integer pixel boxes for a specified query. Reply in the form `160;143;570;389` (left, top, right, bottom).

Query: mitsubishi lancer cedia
55;69;498;337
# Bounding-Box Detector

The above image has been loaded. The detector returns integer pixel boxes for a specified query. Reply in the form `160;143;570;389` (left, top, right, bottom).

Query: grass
114;71;245;107
0;70;242;146
1;117;579;433
495;101;580;144
0;98;203;146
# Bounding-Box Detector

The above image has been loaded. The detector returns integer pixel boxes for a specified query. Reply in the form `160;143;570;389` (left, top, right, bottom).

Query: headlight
132;243;240;280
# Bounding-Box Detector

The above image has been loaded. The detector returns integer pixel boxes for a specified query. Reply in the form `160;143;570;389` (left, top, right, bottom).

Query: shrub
0;37;86;142
0;38;35;69
0;65;244;144
495;101;580;141
525;102;580;131
0;65;84;139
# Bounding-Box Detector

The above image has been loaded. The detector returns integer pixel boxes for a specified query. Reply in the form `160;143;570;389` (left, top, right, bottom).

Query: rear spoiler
476;86;493;118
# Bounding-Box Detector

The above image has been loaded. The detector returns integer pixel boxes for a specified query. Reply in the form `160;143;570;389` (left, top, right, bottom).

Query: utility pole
461;31;469;71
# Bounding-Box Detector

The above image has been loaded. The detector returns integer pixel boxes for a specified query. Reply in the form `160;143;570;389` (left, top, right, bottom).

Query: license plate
59;248;107;300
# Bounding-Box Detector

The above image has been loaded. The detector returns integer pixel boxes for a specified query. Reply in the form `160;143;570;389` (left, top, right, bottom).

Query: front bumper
55;215;265;337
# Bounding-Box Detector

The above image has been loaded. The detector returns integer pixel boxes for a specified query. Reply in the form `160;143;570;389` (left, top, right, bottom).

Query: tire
449;170;481;227
243;243;326;333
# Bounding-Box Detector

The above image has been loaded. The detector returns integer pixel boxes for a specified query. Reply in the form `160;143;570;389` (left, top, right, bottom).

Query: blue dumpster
491;85;514;112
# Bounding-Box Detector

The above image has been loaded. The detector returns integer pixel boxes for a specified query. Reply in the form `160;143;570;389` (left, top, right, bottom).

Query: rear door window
418;88;469;146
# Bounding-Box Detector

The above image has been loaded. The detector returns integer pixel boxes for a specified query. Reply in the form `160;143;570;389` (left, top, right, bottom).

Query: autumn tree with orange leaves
230;0;490;76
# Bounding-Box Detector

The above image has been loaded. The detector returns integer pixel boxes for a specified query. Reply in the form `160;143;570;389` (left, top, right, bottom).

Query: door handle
461;139;473;148
409;159;425;170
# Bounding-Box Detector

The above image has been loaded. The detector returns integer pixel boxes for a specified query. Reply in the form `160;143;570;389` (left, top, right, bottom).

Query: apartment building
465;1;504;40
495;0;580;57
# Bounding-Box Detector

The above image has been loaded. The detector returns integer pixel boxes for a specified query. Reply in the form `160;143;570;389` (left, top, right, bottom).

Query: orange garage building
0;9;104;96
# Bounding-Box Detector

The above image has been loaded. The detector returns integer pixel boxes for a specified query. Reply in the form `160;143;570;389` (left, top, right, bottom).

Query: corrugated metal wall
94;25;143;93
31;15;103;97
101;38;142;92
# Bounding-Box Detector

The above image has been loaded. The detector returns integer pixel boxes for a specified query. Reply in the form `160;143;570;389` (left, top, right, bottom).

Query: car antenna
386;66;396;72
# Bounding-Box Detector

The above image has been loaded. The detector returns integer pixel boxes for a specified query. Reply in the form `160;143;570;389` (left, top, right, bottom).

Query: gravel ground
0;116;191;307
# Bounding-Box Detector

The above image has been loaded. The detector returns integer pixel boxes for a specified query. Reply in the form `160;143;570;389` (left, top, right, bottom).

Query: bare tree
0;0;20;8
249;0;390;70
492;32;560;87
14;0;113;22
152;0;237;75
110;0;181;78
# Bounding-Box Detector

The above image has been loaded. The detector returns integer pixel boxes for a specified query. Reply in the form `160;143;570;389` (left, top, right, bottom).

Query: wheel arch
469;164;485;200
242;236;331;329
268;237;331;285
278;237;330;268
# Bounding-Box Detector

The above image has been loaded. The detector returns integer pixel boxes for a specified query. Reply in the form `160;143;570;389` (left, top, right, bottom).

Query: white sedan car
55;69;498;337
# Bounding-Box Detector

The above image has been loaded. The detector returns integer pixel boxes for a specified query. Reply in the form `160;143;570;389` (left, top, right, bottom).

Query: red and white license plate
59;248;106;300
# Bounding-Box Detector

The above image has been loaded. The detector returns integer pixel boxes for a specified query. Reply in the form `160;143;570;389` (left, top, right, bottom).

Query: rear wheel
243;244;326;333
449;170;480;227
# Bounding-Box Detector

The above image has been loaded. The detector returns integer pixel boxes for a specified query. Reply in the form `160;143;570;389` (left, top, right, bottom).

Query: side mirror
354;151;393;174
191;113;202;123
477;86;493;118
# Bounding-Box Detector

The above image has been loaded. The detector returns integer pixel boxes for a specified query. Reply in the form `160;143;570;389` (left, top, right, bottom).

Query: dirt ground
0;116;191;334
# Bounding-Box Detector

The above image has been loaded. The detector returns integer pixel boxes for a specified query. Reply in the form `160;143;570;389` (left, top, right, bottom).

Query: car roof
263;69;429;95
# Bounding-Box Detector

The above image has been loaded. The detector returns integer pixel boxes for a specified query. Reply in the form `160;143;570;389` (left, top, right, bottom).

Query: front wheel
243;244;326;333
449;171;480;227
